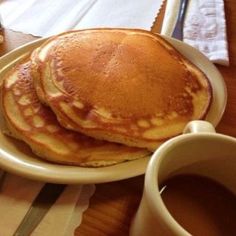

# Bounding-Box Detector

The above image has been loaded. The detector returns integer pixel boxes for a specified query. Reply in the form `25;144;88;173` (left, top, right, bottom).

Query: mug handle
183;120;216;134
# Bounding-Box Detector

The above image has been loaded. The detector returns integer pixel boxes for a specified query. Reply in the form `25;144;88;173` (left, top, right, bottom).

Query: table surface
0;1;235;235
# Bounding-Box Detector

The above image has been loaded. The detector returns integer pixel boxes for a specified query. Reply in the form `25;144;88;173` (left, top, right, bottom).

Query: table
0;1;235;235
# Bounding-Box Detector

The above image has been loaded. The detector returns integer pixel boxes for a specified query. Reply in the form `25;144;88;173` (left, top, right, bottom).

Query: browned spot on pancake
167;93;193;116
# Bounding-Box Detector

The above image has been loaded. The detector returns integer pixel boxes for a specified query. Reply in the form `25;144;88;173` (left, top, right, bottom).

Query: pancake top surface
34;29;212;149
39;29;206;117
1;61;150;166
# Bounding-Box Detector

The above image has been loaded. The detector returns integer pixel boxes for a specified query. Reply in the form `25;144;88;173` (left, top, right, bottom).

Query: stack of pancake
0;29;212;167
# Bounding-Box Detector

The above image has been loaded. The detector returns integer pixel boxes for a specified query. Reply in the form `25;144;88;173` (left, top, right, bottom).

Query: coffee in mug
160;174;236;235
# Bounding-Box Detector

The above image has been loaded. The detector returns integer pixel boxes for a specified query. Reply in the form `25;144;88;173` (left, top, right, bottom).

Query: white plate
0;36;227;184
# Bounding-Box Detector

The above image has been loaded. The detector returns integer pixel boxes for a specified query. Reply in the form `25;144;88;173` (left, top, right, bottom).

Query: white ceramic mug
129;120;236;236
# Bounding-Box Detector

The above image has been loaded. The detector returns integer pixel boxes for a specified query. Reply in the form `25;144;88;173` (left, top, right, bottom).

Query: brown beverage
160;174;236;235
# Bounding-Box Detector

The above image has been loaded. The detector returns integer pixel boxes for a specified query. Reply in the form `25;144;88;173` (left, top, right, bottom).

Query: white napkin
0;0;164;37
0;172;95;236
161;0;229;66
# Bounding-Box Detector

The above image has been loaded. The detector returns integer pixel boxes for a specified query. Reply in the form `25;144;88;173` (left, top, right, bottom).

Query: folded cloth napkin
161;0;229;66
0;0;164;37
0;171;95;236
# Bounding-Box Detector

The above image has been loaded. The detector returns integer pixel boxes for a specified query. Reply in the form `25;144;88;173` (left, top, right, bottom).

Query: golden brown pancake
1;61;150;167
31;28;212;150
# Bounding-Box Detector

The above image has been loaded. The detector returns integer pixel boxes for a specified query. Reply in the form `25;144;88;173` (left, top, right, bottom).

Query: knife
171;0;189;40
13;183;66;236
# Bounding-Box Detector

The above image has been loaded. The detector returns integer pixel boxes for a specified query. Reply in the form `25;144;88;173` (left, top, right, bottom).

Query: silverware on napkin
171;0;189;40
13;183;66;236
